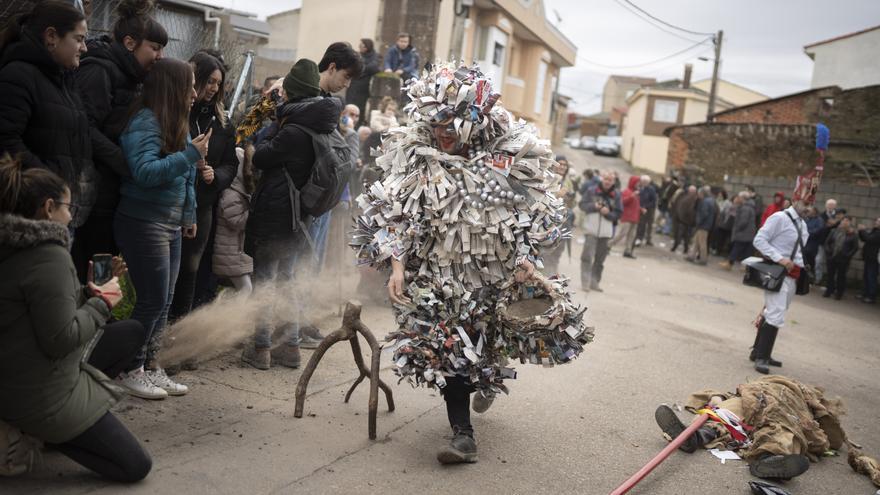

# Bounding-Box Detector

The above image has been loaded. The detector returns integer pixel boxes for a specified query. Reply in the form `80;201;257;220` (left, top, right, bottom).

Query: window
534;60;547;115
493;42;504;66
652;99;679;123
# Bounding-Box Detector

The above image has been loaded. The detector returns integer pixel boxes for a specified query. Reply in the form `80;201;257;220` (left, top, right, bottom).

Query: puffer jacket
118;108;200;226
247;96;342;240
0;31;96;227
732;199;757;242
75;35;144;218
0;214;120;444
578;181;622;238
620;176;641;223
213;157;253;278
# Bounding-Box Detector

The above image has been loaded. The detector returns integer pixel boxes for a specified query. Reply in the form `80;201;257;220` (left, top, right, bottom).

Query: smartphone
92;253;113;285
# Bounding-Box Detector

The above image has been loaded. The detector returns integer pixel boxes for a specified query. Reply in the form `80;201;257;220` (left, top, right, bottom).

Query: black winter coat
189;101;237;209
0;32;95;226
247;96;342;240
74;36;144;218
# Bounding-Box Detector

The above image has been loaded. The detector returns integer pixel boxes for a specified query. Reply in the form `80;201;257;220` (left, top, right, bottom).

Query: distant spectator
348;39;380;127
370;96;400;133
760;191;785;227
212;147;254;297
687;185;716;265
857;217;880;304
578;171;622;292
670;185;697;254
610;175;640;259
317;41;364;97
719;191;756;270
802;206;824;276
543;155;577;274
635;175;657;247
383;32;419;82
746;185;763;226
582;169;599;190
709;188;731;256
822;216;859;300
815;199;841;283
262;75;281;96
657;175;680;236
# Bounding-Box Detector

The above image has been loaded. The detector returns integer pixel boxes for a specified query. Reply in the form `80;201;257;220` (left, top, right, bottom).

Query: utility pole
706;30;723;122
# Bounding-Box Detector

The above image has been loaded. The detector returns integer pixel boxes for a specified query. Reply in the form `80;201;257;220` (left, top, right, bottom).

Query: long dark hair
0;0;85;55
189;51;227;125
132;58;193;154
0;153;68;218
113;0;168;46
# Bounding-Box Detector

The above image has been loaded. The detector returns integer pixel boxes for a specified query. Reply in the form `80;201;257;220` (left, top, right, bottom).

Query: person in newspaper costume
351;63;592;464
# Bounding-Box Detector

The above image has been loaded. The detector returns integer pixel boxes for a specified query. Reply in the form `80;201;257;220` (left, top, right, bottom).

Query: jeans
169;205;213;321
114;214;182;368
580;234;610;287
728;240;753;263
307;211;333;274
250;235;305;348
863;260;878;301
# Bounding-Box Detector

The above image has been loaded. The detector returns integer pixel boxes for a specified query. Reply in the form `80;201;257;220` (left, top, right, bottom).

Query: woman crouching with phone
114;58;210;399
0;155;151;481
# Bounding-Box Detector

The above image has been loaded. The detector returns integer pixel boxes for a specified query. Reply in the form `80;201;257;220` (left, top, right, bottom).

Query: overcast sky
214;0;880;115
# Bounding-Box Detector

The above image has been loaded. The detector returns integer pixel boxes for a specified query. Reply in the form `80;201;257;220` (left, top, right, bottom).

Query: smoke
158;265;381;366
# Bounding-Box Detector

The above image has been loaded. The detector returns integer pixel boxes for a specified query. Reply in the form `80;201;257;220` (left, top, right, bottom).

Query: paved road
6;151;879;495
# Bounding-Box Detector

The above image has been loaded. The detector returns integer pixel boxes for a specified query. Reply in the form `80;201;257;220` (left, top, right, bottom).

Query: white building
804;24;880;90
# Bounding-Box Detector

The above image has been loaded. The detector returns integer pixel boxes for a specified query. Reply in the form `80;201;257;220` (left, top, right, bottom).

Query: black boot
749;323;782;367
437;426;478;464
749;453;810;480
753;322;779;374
654;405;717;453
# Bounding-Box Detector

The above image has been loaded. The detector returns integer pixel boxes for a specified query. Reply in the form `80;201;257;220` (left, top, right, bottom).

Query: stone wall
713;87;838;124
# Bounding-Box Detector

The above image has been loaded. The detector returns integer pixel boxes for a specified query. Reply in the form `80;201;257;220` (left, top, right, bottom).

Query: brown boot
719;260;732;270
270;344;301;369
241;346;270;370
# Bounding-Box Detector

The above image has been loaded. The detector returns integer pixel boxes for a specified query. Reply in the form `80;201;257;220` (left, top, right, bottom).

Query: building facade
601;75;656;114
804;24;880;90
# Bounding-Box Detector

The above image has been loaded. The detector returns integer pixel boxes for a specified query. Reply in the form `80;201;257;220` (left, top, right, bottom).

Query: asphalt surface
5;149;879;495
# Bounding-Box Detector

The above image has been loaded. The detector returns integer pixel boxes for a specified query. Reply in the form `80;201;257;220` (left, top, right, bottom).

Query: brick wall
714;87;839;124
725;175;880;287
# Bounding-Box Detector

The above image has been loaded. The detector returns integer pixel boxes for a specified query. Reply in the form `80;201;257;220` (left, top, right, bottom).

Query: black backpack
291;124;352;218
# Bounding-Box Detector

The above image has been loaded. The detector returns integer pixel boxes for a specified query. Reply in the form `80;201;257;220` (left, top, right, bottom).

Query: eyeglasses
57;202;80;217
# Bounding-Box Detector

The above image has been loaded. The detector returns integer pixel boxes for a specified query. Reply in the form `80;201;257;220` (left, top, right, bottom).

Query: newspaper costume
351;63;592;395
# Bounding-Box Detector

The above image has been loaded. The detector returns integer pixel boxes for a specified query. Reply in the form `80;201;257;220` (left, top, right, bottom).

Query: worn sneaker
0;420;41;477
654;405;698;453
146;368;189;396
301;325;325;340
270;344;301;369
472;392;495;414
116;369;168;400
299;335;322;350
437;427;478;464
242;346;271;370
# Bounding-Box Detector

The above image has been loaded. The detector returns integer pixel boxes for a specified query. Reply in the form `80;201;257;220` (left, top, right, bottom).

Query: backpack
291;124;352;218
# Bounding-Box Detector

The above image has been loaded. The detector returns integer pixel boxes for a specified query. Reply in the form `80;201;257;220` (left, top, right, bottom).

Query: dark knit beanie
283;59;321;99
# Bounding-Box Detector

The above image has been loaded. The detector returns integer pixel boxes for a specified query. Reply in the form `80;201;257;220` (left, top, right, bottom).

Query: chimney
683;63;693;89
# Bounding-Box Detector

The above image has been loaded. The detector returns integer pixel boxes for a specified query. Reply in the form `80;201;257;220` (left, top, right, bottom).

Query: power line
611;0;704;44
576;37;712;70
622;0;715;37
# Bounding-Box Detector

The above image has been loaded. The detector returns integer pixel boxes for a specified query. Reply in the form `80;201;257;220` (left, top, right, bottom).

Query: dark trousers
52;319;152;482
114;214;182;368
864;260;879;301
671;222;692;253
441;376;474;434
728;240;753;263
71;214;118;284
825;259;850;297
169;205;213;321
89;319;145;378
636;207;655;244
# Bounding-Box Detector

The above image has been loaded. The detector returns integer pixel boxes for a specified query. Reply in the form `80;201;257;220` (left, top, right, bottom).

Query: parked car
593;136;621;156
579;136;597;150
565;137;581;148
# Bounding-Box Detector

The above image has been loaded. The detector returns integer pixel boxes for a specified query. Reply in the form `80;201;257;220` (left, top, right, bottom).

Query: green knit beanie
283;59;321;99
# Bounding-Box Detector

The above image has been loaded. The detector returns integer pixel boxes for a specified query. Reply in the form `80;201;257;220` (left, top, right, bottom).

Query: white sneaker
116;369;168;400
146;368;189;396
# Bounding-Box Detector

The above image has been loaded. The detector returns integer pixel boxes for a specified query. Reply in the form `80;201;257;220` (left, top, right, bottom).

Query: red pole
609;413;710;495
